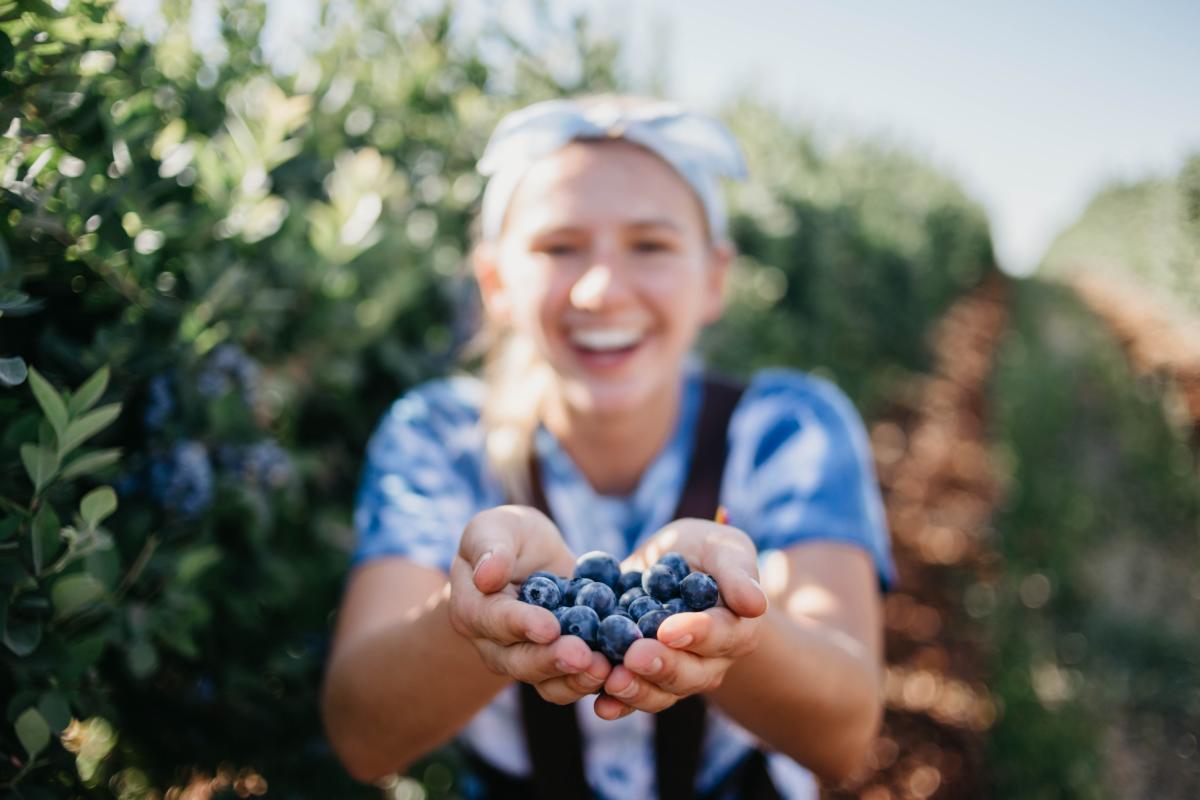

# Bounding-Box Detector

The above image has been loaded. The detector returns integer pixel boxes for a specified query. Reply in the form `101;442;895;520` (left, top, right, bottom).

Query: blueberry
554;606;570;625
564;577;594;605
574;551;622;589
610;609;634;621
519;576;561;610
642;564;680;601
615;571;643;596
558;605;601;647
637;609;671;640
627;595;662;621
148;441;214;517
241;440;293;489
679;572;719;611
531;570;570;598
574;581;616;617
618;587;646;609
598;615;642;663
665;598;688;615
657;552;691;583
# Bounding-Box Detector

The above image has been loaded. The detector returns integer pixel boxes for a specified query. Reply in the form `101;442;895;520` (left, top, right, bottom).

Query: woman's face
476;139;732;419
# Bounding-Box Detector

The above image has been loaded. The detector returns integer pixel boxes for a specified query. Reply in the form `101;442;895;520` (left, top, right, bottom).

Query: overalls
467;377;783;800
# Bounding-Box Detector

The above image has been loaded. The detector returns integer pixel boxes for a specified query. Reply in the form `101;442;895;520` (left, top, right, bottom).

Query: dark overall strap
517;375;746;800
655;376;744;800
519;454;592;800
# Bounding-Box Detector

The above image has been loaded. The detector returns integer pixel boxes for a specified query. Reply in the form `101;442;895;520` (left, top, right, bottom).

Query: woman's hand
449;505;613;704
595;518;768;720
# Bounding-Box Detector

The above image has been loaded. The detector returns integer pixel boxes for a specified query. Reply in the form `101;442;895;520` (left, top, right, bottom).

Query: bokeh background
1;1;1197;798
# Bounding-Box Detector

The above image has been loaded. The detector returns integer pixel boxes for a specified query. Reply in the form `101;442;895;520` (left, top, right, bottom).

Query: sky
599;0;1200;276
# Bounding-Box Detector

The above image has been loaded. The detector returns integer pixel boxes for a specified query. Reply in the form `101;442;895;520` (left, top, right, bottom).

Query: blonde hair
471;94;712;504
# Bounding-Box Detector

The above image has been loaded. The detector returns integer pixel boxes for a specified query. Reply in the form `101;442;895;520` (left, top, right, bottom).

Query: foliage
983;279;1200;797
1040;152;1200;317
706;98;997;415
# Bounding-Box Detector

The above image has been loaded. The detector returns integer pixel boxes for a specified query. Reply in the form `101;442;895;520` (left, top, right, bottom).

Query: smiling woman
475;136;732;496
320;95;895;800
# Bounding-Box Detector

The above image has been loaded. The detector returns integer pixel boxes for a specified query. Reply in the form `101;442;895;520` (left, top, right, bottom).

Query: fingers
620;639;723;696
459;511;519;594
534;651;612;704
593;693;637;720
599;664;682;715
479;592;562;646
459;506;575;593
655;607;760;659
699;527;769;619
450;553;562;645
476;634;594;684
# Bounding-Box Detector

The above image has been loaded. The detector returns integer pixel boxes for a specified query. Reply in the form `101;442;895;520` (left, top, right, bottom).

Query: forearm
321;583;509;782
708;606;883;782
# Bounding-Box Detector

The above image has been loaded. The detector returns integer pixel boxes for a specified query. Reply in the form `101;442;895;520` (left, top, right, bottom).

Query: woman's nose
570;258;630;309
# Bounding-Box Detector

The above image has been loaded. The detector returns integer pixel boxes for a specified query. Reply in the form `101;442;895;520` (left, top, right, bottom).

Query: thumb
458;512;518;594
721;569;768;618
706;534;768;618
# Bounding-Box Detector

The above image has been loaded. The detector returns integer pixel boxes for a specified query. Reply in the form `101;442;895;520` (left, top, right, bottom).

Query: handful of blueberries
517;551;720;664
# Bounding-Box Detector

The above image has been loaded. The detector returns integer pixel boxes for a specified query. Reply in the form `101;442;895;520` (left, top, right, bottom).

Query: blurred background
1;1;1197;798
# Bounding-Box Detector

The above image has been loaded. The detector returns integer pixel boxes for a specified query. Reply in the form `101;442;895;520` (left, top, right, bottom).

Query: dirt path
825;272;1011;800
1068;273;1200;454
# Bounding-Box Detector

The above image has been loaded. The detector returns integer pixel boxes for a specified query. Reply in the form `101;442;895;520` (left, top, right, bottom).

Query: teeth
569;328;645;351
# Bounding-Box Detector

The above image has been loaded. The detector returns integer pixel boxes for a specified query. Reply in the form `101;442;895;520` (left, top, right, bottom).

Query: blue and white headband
477;98;749;240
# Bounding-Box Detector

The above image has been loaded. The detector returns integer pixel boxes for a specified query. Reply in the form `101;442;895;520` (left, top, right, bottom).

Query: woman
321;96;894;799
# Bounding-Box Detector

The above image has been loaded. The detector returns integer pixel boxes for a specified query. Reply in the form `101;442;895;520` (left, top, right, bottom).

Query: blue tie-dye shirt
352;363;895;800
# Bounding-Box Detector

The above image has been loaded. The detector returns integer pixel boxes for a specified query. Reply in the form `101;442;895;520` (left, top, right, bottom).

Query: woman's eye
634;241;670;253
540;244;578;256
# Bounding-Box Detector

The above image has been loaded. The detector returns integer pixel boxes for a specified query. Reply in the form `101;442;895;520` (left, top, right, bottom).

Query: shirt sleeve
721;369;897;590
351;379;485;574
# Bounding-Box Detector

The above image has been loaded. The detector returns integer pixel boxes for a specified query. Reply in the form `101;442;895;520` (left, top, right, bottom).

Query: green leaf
79;487;116;530
27;367;68;439
20;443;59;492
31;504;61;574
176;545;221;583
17;0;64;19
51;573;106;619
2;617;41;656
126;640;157;678
60;448;122;480
0;355;26;386
0;290;43;315
57;402;121;458
0;30;13;73
67;366;109;416
15;707;50;760
1;594;42;656
0;553;29;584
61;634;105;681
38;692;71;732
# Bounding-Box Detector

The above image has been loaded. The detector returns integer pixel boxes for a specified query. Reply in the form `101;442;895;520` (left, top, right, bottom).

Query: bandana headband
477;98;749;240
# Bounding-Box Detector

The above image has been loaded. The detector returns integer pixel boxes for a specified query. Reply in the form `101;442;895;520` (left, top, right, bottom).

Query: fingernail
587;665;608;683
556;659;580;674
473;551;493;575
614;679;639;699
664;634;693;649
642;657;663;675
